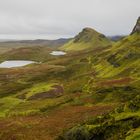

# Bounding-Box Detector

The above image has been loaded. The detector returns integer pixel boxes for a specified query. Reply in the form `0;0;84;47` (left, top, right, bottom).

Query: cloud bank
0;0;140;39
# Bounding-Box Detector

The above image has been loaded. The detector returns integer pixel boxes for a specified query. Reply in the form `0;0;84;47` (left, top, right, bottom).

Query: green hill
58;17;140;140
60;27;111;51
0;17;140;140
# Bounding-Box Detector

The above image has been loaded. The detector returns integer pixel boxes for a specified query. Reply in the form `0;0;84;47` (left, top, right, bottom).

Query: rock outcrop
131;17;140;34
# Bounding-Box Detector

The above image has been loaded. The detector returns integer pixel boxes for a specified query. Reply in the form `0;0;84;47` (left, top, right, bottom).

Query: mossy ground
0;30;139;139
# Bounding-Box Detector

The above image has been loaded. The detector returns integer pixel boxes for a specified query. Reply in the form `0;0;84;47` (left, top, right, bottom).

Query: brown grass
0;104;114;140
28;85;64;100
98;77;133;87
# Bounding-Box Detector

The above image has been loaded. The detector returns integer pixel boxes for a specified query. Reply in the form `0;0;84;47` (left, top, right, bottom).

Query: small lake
0;60;36;68
50;51;66;56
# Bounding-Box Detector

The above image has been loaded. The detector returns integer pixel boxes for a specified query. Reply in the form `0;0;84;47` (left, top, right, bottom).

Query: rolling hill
60;27;111;51
0;17;140;140
58;17;140;140
0;38;71;54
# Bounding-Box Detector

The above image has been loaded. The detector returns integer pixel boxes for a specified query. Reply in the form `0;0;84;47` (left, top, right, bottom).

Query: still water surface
0;60;36;68
50;51;66;56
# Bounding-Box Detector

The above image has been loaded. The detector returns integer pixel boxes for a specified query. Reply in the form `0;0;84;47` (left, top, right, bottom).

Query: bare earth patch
98;77;133;87
28;85;64;100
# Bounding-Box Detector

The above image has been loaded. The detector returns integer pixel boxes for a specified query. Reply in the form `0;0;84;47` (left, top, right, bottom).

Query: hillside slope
0;18;140;140
58;17;140;140
60;27;111;51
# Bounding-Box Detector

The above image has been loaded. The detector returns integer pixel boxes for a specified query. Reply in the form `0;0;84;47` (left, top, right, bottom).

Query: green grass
0;97;23;117
126;128;140;140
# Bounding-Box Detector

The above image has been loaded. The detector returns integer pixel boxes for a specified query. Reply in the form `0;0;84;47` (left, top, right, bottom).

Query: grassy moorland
0;38;70;54
0;17;140;140
57;18;140;140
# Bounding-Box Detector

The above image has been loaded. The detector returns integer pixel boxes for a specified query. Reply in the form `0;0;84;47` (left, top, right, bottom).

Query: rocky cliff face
131;17;140;34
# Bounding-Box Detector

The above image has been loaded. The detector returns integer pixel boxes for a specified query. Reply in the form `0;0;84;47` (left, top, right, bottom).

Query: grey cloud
0;0;139;39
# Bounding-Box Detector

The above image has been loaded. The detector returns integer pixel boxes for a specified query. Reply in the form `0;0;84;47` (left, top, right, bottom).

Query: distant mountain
108;35;126;41
13;38;71;47
60;27;111;51
0;38;71;54
0;39;18;42
1;38;71;48
0;38;72;61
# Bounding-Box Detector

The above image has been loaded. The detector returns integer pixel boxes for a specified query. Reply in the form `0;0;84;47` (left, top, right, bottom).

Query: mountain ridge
60;27;111;51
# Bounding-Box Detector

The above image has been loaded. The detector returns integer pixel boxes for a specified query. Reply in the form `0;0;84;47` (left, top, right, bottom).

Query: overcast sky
0;0;140;39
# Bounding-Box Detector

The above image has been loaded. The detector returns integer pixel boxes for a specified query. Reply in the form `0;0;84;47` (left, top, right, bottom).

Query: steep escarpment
131;17;140;34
